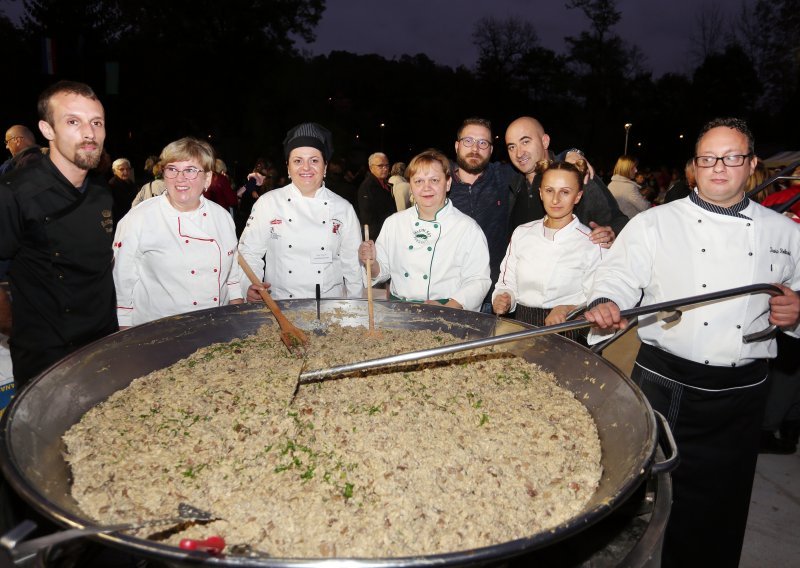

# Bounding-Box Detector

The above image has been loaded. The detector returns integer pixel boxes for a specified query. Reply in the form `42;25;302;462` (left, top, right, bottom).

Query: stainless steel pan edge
1;300;661;567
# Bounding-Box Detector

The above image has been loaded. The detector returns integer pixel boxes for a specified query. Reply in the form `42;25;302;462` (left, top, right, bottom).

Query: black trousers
633;343;769;568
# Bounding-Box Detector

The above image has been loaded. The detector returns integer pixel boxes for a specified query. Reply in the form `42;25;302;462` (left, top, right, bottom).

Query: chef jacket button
289;244;292;248
701;249;705;252
697;219;702;223
289;294;293;298
704;360;709;364
433;224;439;229
317;270;321;274
321;247;325;250
203;212;207;216
423;275;428;280
289;218;292;222
748;252;753;256
427;246;432;251
415;222;419;226
210;239;214;242
213;297;218;302
731;362;737;367
746;223;751;227
704;322;708;326
408;245;413;250
289;270;292;274
404;272;409;277
736;324;741;329
185;240;189;243
213;268;218;273
702;284;707;288
324;202;327;205
322;220;326;224
287;198;291;202
191;270;196;274
193;301;197;305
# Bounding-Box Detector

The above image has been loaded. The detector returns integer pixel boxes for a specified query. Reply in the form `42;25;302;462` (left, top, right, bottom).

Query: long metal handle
299;283;784;382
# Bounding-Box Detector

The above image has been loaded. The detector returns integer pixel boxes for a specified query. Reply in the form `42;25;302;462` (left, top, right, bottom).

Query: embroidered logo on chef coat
269;227;280;240
270;218;282;225
413;228;432;244
331;218;342;234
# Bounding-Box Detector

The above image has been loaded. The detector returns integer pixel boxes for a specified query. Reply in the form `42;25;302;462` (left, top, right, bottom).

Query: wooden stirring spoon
237;255;308;353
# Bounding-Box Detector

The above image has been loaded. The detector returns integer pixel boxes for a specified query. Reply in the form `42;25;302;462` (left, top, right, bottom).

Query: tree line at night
0;0;797;177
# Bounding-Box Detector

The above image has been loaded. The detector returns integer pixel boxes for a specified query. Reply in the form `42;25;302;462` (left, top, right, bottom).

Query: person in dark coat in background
358;152;396;238
109;157;138;227
1;125;43;177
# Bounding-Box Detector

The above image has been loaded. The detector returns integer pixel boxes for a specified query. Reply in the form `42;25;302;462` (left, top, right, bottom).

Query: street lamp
624;123;633;155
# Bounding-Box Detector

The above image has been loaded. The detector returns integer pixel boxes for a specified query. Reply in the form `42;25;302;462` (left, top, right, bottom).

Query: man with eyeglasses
448;117;517;312
584;117;800;568
0;125;43;178
0;80;117;388
358;152;396;238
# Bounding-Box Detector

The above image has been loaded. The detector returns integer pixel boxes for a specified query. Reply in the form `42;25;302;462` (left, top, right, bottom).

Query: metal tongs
298;283;785;383
0;503;217;565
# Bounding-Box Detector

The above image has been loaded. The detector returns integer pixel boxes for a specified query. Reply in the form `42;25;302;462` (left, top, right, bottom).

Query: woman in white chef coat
492;159;602;343
358;149;491;311
239;123;362;301
113;137;243;328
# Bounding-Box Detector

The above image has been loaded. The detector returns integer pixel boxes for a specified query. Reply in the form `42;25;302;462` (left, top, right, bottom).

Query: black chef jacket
0;157;118;386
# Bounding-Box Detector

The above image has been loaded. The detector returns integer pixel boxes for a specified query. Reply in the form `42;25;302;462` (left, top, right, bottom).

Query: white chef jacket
493;216;602;311
368;200;491;311
113;194;243;327
238;183;362;300
588;195;800;366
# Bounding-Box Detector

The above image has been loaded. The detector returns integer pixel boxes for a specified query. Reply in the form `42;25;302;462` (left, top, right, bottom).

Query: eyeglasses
458;137;492;150
694;154;752;168
163;166;205;180
371;163;390;169
4;136;22;147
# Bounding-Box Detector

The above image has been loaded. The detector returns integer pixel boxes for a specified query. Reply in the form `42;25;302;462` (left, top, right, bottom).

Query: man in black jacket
357;152;396;238
0;80;117;388
505;116;628;242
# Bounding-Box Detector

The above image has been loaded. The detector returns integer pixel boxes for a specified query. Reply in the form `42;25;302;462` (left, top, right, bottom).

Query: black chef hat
282;122;333;163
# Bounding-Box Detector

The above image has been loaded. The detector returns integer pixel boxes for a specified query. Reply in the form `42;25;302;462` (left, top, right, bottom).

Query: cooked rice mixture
63;325;602;558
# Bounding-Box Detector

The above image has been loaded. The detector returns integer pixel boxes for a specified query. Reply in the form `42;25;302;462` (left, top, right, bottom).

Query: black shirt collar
689;189;751;220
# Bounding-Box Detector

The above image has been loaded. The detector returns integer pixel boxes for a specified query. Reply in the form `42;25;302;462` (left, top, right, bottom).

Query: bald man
1;125;43;177
504;116;627;245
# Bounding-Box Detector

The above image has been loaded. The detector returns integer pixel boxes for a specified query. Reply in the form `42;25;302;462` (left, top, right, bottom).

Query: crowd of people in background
1;80;799;568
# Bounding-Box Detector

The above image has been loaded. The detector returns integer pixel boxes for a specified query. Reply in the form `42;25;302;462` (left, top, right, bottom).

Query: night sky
301;0;751;77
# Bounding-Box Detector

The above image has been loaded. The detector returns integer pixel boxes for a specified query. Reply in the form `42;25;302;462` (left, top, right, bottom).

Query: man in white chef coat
239;122;363;301
584;117;800;568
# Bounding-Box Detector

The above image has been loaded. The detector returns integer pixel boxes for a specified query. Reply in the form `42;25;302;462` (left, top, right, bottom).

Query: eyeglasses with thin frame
458;137;492;150
163;165;205;180
4;136;22;147
693;154;752;168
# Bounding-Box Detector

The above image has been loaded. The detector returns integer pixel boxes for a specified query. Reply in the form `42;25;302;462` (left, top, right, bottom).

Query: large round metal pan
0;300;664;566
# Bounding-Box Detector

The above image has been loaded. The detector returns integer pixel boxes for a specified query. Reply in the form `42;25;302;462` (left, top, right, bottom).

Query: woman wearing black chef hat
238;123;363;301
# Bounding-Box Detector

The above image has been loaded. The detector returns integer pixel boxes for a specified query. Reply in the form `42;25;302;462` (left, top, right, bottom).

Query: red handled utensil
179;535;226;554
